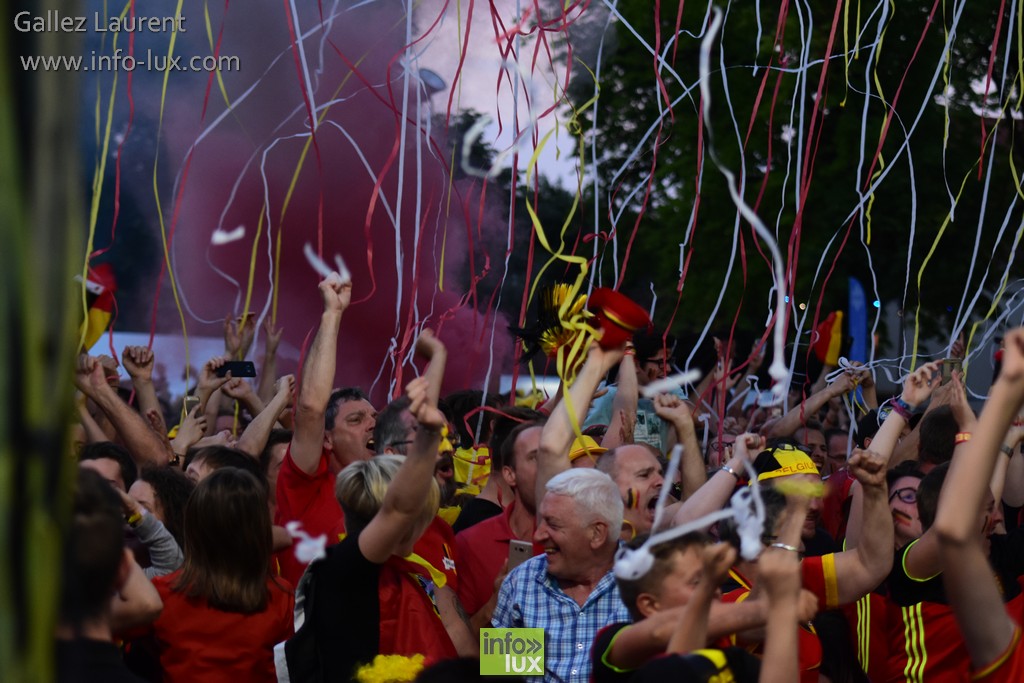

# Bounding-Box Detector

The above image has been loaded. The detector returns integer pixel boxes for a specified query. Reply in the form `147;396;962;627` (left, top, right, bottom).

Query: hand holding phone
508;540;534;572
215;360;257;378
941;358;962;385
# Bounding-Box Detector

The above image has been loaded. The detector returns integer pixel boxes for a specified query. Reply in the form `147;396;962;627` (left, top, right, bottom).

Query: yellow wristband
126;511;143;527
955;432;972;445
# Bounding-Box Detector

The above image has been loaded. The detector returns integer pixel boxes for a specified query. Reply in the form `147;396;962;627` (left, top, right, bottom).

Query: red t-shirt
973;628;1024;682
821;468;855;543
721;556;839;683
148;572;294;683
846;590;889;682
331;515;459;592
274;444;342;586
454;500;539;615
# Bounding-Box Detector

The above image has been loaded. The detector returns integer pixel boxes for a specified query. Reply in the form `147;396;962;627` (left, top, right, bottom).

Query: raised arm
933;329;1024;669
764;373;853;439
224;313;256;360
122;346;161;420
359;376;445;563
831;448;893;605
416;329;447;407
1001;424;1024;507
757;544;804;683
536;344;624;503
74;355;173;467
257;318;283;404
670;433;761;527
653;394;704;500
236;375;295;458
291;275;351;475
602;351;639;449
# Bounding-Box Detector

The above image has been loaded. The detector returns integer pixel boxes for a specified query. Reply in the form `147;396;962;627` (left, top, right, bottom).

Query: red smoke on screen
144;2;514;406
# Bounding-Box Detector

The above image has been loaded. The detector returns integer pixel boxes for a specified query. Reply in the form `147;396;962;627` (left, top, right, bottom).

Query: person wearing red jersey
719;441;893;683
274;274;377;585
934;327;1024;683
138;468;294;682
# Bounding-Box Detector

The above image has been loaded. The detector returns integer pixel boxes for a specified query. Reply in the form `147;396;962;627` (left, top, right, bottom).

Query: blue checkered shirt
491;554;629;683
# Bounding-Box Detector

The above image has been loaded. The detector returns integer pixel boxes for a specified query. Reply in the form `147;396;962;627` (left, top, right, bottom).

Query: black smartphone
216;360;257;378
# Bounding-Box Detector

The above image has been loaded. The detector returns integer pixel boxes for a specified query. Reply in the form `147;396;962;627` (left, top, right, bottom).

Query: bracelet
623;349;636;357
1001;444;1015;457
769;542;800;553
126;511;143;527
955;432;972;445
891;397;914;421
720;465;743;482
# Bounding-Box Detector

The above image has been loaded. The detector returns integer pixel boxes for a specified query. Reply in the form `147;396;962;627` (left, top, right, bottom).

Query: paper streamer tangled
77;0;1024;413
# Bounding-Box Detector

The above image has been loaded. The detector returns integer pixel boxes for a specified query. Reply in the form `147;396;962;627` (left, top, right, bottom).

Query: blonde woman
284;377;455;682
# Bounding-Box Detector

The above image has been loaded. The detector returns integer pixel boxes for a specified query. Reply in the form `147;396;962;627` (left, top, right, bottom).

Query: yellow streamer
79;1;132;350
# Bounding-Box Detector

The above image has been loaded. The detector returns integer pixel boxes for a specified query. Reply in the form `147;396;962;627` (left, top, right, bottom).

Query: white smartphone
508;540;534;572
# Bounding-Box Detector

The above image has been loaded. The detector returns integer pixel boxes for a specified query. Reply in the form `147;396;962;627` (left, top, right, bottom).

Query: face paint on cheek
626;488;641;510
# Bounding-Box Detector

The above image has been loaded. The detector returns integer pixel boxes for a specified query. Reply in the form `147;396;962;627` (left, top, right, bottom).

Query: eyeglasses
889;487;918;504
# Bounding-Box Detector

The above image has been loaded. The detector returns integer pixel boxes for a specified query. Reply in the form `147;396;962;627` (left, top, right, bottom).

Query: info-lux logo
479;628;544;676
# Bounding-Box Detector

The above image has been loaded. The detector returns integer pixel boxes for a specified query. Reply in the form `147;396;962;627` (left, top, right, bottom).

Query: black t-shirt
292;533;382;682
450;497;502;534
590;623;633;683
56;639;146;683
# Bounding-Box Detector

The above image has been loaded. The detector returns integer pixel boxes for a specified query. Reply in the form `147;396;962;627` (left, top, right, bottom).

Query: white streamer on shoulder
613;449;765;582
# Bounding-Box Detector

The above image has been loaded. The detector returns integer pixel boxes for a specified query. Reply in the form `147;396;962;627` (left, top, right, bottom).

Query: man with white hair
491;468;629;683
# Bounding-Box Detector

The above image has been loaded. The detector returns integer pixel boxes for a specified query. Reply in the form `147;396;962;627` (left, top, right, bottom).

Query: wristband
769;542;800;553
892;396;915;420
720;464;743;483
126;511;143;528
1001;444;1015;457
955;432;972;445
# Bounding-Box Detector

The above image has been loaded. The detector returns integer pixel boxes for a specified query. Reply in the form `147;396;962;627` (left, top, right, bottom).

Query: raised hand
652;393;694;426
224;313;256;359
121;346;155;382
1001;328;1024;385
319;273;352;315
950;333;966;361
901;360;941;409
197;356;231;395
415;328;446;360
848;447;887;489
222;377;257;403
759;543;804;603
948;371;977;431
406;376;445;431
263;317;284;354
731;432;765;464
275;374;296;401
827;371;856;398
700;542;737;586
74;354;110;397
171;406;207;455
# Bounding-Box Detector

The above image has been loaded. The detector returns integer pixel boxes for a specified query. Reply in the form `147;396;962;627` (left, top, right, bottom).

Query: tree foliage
560;0;1024;354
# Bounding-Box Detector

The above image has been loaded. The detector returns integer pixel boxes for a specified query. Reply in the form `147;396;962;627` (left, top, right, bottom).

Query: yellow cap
568;435;608;463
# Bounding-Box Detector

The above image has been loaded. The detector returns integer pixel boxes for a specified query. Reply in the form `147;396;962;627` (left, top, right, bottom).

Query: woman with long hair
141;466;293;682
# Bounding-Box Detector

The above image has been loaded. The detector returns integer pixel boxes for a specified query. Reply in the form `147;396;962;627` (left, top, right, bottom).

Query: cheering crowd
59;273;1024;682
